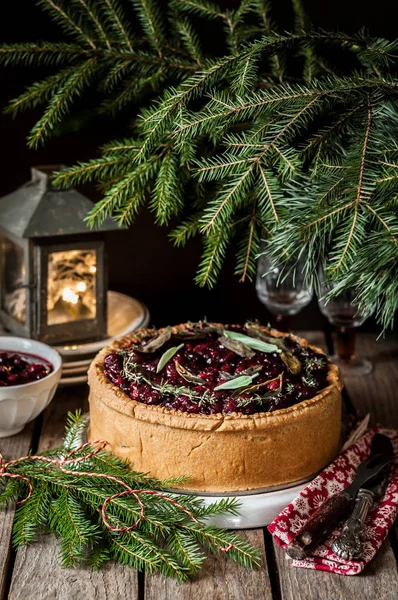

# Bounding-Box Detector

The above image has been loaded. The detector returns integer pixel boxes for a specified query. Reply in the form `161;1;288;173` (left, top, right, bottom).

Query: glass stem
273;314;291;332
335;326;356;363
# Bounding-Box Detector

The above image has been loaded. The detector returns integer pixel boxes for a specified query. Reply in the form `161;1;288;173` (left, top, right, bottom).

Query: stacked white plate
58;291;150;386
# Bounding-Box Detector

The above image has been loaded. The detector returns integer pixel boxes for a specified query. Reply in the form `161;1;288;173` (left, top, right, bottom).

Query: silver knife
332;436;393;561
286;434;395;560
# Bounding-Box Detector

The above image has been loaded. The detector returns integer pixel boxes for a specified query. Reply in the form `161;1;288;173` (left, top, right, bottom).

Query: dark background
0;0;397;331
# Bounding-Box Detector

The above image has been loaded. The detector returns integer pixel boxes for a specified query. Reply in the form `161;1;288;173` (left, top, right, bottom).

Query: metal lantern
0;165;120;344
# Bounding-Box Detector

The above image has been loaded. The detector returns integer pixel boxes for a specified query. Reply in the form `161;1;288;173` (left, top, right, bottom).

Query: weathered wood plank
5;331;398;600
342;333;398;581
274;536;398;600
272;331;398;600
143;331;321;600
342;333;398;428
0;424;34;600
8;386;139;600
145;529;273;600
142;335;323;600
10;534;140;600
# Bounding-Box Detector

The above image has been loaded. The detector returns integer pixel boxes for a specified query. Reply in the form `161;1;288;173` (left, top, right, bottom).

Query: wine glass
318;281;373;376
256;254;313;332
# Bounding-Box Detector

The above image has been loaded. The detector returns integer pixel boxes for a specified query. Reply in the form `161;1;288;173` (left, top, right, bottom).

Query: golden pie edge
88;324;343;492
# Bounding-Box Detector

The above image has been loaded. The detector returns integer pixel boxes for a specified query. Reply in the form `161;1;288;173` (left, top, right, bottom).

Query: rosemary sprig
302;375;317;387
159;381;218;406
305;357;326;372
236;391;279;408
121;351;143;383
120;348;218;406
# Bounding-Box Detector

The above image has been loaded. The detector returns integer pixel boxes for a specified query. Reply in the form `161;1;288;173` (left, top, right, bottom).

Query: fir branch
172;0;224;20
169;214;202;246
175;17;204;65
252;0;284;80
27;58;98;148
131;0;165;57
0;43;88;67
5;67;79;116
236;205;260;282
101;67;164;114
332;94;372;272
102;0;134;52
3;0;398;328
195;227;231;287
74;0;112;50
137;52;239;159
150;151;184;224
37;0;97;49
85;156;159;225
0;411;259;579
257;163;279;222
115;191;147;225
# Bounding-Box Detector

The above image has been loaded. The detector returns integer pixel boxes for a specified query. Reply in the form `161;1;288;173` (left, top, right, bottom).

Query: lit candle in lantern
61;286;81;319
62;287;79;305
76;281;87;293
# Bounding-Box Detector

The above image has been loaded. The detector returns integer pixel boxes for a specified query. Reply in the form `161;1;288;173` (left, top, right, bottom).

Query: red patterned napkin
268;424;398;575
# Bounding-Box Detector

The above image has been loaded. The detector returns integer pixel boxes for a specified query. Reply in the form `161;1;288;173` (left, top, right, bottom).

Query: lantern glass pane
0;234;26;324
47;249;97;325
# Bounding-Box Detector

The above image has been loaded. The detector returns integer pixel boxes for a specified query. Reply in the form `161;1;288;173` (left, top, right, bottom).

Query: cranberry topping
103;327;329;416
0;351;52;387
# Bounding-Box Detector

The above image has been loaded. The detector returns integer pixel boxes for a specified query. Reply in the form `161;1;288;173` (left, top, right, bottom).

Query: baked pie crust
88;324;343;492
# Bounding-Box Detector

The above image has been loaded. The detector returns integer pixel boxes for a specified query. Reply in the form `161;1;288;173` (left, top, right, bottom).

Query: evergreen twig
2;0;398;328
0;411;260;579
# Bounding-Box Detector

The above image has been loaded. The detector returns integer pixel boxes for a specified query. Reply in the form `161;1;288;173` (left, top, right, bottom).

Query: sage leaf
136;328;172;353
214;373;258;391
280;351;302;374
219;335;255;358
224;330;281;353
219;365;262;381
173;324;224;340
156;344;184;373
245;324;288;351
174;361;205;384
232;373;283;398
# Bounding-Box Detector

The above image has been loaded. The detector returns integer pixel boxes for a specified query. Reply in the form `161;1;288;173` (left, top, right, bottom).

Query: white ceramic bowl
0;337;62;437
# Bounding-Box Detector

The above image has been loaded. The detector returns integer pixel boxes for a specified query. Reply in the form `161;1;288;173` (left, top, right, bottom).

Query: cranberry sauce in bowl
103;323;330;416
0;351;53;387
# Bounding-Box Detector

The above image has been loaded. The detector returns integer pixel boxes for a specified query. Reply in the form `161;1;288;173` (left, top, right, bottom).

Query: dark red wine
0;351;53;387
335;327;356;363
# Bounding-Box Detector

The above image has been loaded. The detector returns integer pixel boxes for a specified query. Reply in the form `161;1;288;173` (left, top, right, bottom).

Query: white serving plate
176;480;309;529
54;291;150;357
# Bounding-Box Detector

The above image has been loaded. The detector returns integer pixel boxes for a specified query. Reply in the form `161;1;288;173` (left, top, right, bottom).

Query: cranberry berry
103;329;329;416
0;351;52;387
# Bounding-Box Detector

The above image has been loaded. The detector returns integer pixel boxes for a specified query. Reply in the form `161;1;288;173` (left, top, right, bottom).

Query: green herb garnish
224;331;281;354
214;373;258;391
156;344;184;373
302;375;317;387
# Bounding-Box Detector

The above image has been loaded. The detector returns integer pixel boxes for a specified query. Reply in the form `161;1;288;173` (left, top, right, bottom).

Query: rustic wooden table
1;331;397;600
